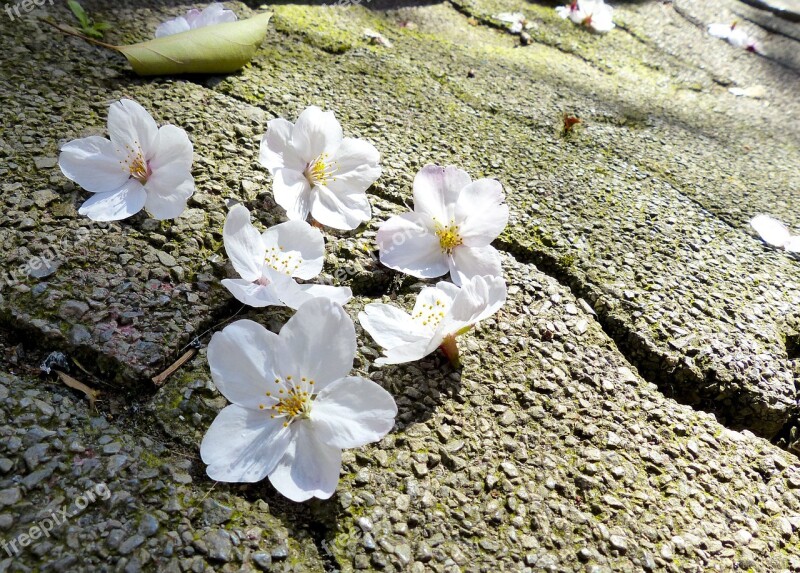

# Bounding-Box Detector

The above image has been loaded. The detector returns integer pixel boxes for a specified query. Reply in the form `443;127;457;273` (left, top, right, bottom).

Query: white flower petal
279;283;352;309
222;278;285;308
375;339;433;365
201;404;292;483
708;23;732;40
376;212;448;279
448;245;503;286
144;128;194;219
59;136;130;193
326;137;382;195
208;319;284;406
412;164;471;224
291;106;343;160
77;179;147;221
278;298;356;390
150;124;193;172
191;3;237;28
223;204;266;282
311;184;371;230
786;237;800;253
450;274;507;324
259;118;303;172
268;422;342;501
261;220;324;280
107;99;159;157
155;17;190;37
274;169;313;222
750;214;791;248
359;303;431;350
455;178;508;245
312;376;397;448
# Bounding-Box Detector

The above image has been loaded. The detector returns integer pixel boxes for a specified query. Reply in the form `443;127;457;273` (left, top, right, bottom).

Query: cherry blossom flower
750;215;800;252
201;299;397;501
708;22;757;52
359;275;507;367
376;165;508;286
556;0;615;33
496;12;531;34
259;106;381;230
58;99;194;222
155;3;237;37
222;204;352;308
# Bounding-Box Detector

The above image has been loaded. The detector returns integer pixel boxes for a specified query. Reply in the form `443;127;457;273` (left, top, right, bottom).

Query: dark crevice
495;236;797;451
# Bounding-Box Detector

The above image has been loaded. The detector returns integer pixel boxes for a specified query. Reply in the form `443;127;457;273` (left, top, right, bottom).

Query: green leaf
116;12;273;76
67;0;90;28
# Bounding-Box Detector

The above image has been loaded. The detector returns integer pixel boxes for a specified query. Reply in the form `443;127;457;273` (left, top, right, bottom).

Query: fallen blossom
750;214;800;252
58;98;194;221
359;275;507;366
201;299;397;501
155;3;237;37
222;204;352;308
376;164;508;286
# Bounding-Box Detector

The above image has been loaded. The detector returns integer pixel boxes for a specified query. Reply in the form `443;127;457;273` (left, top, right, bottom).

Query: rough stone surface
0;0;799;571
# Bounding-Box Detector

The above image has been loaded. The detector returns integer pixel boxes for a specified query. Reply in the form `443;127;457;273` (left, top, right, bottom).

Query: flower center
304;153;337;187
413;299;447;328
120;143;151;184
265;245;301;277
436;223;463;253
260;376;316;427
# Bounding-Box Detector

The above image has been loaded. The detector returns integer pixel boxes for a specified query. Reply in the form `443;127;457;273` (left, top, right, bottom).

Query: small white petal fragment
59;98;194;221
364;28;393;48
259;106;381;230
201;299;397;502
708;21;758;52
750;214;799;251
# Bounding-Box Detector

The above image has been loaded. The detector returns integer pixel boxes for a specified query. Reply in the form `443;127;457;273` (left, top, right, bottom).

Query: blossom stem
439;335;461;368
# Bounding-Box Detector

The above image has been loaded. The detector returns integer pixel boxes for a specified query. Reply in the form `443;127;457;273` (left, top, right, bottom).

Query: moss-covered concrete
1;0;800;570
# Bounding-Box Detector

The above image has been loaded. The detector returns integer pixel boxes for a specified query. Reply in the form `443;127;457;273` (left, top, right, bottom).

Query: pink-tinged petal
107;99;159;158
359;303;431;350
449;274;507;324
77;179;147;221
201;404;292;483
208;319;282;406
261;220;324;280
59;136;130;193
412;165;471;224
376;212;448;279
448;245;502;286
268;422;342;501
279;283;353;310
291;106;343;160
455;178;508;246
155;16;190;37
191;3;237;27
260;118;303;172
278;298;356;390
274;169;313;222
326;137;381;195
312;376;397;448
150;124;193;172
223;204;266;282
310;184;371;230
222;279;285;308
